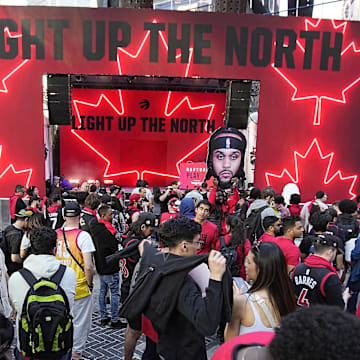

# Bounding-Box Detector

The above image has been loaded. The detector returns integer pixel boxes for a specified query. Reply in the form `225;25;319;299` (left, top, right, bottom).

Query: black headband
212;136;245;152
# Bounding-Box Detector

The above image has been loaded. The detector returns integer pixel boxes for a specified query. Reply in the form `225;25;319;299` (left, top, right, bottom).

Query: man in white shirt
300;190;328;230
131;179;152;200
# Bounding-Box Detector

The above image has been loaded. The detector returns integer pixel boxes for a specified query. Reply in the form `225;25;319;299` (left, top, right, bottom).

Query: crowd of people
0;177;360;360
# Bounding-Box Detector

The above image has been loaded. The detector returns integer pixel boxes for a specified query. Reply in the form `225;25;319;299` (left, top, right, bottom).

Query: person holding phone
225;242;296;340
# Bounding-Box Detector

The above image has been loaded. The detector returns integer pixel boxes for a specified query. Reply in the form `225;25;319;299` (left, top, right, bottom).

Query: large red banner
0;6;357;201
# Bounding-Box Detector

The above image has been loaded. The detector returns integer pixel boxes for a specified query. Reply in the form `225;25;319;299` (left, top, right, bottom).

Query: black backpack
336;215;359;242
18;265;73;359
244;205;268;244
219;236;240;277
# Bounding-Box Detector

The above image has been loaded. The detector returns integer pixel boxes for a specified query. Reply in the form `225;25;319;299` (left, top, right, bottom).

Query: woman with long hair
19;212;48;259
225;241;296;340
219;215;251;279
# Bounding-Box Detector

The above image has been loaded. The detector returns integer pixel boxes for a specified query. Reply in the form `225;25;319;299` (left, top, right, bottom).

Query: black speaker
47;74;71;125
224;80;251;129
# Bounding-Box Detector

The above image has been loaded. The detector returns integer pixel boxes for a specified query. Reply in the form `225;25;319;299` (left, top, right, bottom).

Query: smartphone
233;277;249;293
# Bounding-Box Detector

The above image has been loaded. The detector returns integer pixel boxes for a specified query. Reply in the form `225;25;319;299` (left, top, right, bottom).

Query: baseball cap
15;209;34;218
109;185;120;193
101;194;112;205
314;233;340;249
129;194;140;203
168;197;181;212
63;202;81;217
212;332;274;360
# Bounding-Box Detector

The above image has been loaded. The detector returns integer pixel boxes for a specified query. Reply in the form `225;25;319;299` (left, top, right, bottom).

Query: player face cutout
212;148;242;184
205;128;246;189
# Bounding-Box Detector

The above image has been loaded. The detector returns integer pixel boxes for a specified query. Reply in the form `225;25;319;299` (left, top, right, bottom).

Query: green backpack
18;264;73;359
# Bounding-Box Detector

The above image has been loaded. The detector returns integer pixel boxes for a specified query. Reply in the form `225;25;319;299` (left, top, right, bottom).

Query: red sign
60;89;225;186
0;7;356;201
180;162;207;189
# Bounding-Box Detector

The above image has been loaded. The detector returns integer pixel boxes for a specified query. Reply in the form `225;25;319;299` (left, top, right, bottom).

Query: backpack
18;265;73;359
219;236;240;277
336;216;359;242
207;206;223;236
244;205;268;245
0;226;22;268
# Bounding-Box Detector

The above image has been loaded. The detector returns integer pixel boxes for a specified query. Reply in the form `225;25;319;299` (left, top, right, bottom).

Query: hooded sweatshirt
9;254;77;349
179;198;195;219
9;194;26;220
246;199;276;220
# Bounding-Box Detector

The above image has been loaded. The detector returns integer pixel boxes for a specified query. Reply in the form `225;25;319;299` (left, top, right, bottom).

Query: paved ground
80;275;221;359
81;311;220;359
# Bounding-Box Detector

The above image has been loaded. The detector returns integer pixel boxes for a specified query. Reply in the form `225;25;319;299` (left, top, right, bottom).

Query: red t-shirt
197;220;219;254
160;212;179;225
288;204;302;216
215;234;251;279
258;232;276;242
273;236;300;267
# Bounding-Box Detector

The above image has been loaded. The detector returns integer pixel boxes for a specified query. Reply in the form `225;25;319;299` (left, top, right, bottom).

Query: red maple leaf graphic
265;138;358;200
0;27;29;94
0;145;33;188
272;19;360;126
72;90;140;180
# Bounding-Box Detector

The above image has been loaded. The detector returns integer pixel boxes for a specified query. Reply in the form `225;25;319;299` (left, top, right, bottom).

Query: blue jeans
99;272;120;322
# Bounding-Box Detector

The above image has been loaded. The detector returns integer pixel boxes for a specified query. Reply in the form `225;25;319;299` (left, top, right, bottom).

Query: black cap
109;185;120;192
314;233;340;249
64;202;81;217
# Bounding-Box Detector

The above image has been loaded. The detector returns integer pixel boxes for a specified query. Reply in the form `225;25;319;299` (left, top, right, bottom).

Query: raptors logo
119;259;129;278
139;98;150;110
